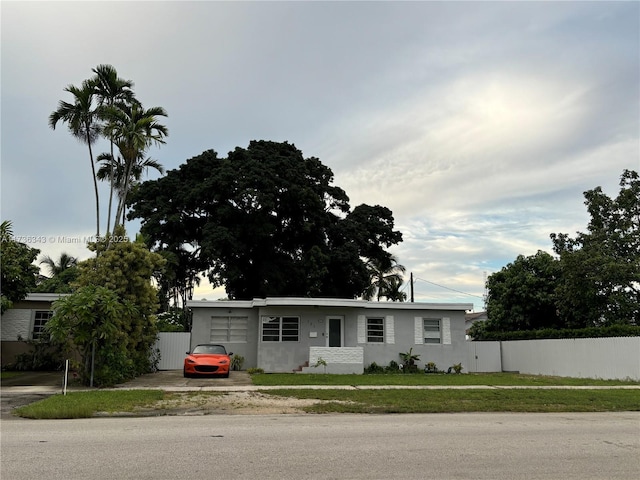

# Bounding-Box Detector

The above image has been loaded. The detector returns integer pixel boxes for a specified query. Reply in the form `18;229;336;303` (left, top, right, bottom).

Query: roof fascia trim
187;297;472;311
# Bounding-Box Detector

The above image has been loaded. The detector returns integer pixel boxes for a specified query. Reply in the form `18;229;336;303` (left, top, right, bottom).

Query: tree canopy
77;227;165;365
485;250;563;331
478;170;639;337
551;169;639;327
128;140;403;301
47;226;166;385
0;221;40;313
47;285;136;386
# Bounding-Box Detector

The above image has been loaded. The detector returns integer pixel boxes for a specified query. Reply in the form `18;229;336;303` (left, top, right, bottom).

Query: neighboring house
0;293;63;366
465;311;487;336
188;297;472;373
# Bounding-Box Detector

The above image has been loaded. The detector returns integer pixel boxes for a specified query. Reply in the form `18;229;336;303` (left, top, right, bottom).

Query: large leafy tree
480;169;639;335
484;250;563;332
49;81;102;238
551;169;639;327
0;221;40;313
128;141;403;300
47;285;136;386
73;226;166;381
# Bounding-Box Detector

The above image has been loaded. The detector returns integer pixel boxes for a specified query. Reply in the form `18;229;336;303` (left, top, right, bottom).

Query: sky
2;1;639;311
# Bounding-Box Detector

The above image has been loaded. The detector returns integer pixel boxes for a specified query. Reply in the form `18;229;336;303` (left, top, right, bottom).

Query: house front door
327;316;343;347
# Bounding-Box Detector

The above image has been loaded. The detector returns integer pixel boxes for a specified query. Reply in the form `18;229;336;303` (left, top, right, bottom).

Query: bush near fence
473;325;640;342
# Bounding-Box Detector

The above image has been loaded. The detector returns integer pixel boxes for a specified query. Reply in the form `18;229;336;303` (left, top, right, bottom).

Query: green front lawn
14;390;164;419
14;387;639;419
264;388;640;414
11;372;639;419
249;372;640;386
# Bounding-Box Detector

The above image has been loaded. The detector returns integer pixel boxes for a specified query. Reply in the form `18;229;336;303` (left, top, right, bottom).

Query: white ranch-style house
187;297;472;373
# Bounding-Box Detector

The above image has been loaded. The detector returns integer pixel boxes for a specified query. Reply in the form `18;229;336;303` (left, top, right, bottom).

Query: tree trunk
114;155;134;229
86;126;100;249
105;144;116;241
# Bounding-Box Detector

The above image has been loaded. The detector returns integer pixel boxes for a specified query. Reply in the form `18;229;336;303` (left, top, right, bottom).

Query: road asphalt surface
2;412;639;480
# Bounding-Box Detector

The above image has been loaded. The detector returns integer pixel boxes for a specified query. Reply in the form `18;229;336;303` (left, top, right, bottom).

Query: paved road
2;412;639;479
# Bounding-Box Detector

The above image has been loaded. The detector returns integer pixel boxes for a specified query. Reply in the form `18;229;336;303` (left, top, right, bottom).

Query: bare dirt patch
138;391;323;416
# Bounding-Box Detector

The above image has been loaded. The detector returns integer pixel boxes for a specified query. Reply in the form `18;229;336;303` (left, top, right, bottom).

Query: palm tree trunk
115;155;134;229
86;127;100;243
105;143;115;237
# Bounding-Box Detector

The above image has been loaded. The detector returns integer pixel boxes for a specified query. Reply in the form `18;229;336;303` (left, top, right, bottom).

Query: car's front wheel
183;367;190;378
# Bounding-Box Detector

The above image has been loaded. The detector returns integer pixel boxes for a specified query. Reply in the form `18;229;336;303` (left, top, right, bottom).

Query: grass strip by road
14;390;164;419
264;388;640;414
250;372;640;386
12;387;640;419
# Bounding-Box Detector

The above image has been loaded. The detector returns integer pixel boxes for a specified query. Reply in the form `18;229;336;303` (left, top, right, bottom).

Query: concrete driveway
114;369;252;389
1;369;252;390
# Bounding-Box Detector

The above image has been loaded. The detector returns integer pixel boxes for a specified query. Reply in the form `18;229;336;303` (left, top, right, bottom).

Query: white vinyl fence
466;341;502;373
154;332;191;370
467;337;640;381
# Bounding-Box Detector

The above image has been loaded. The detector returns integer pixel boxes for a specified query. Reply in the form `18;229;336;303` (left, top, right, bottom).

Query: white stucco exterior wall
309;346;364;364
305;347;364;374
1;309;32;341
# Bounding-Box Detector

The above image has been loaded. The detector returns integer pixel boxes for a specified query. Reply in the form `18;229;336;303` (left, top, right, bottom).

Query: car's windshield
192;345;227;355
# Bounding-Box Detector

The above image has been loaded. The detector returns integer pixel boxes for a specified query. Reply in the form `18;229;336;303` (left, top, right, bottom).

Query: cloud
1;1;638;311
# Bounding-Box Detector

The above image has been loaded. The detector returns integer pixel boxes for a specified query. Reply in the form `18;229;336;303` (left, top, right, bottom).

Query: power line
413;276;484;300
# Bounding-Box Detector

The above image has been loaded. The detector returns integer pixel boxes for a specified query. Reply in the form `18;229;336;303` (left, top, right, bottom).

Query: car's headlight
219;360;228;364
186;359;196;364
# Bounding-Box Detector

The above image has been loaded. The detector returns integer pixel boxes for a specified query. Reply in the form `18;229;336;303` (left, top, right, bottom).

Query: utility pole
483;271;488;311
410;272;414;302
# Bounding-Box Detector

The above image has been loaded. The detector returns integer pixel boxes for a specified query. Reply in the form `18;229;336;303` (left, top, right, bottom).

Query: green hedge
473;324;640;342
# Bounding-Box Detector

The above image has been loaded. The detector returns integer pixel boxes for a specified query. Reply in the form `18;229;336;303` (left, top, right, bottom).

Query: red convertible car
184;344;233;378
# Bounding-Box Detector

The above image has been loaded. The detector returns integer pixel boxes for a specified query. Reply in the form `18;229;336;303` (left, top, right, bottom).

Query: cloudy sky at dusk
2;1;638;310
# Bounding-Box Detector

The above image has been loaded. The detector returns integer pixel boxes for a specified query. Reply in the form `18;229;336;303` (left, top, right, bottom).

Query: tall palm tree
0;220;12;243
382;276;407;302
40;252;78;277
91;64;136;236
96;152;164;221
102;102;168;229
49;80;102;238
362;254;406;301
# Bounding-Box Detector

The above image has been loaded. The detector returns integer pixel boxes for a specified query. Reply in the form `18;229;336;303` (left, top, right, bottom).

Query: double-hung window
423;318;441;344
366;317;384;343
262;316;299;342
33;311;53;340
